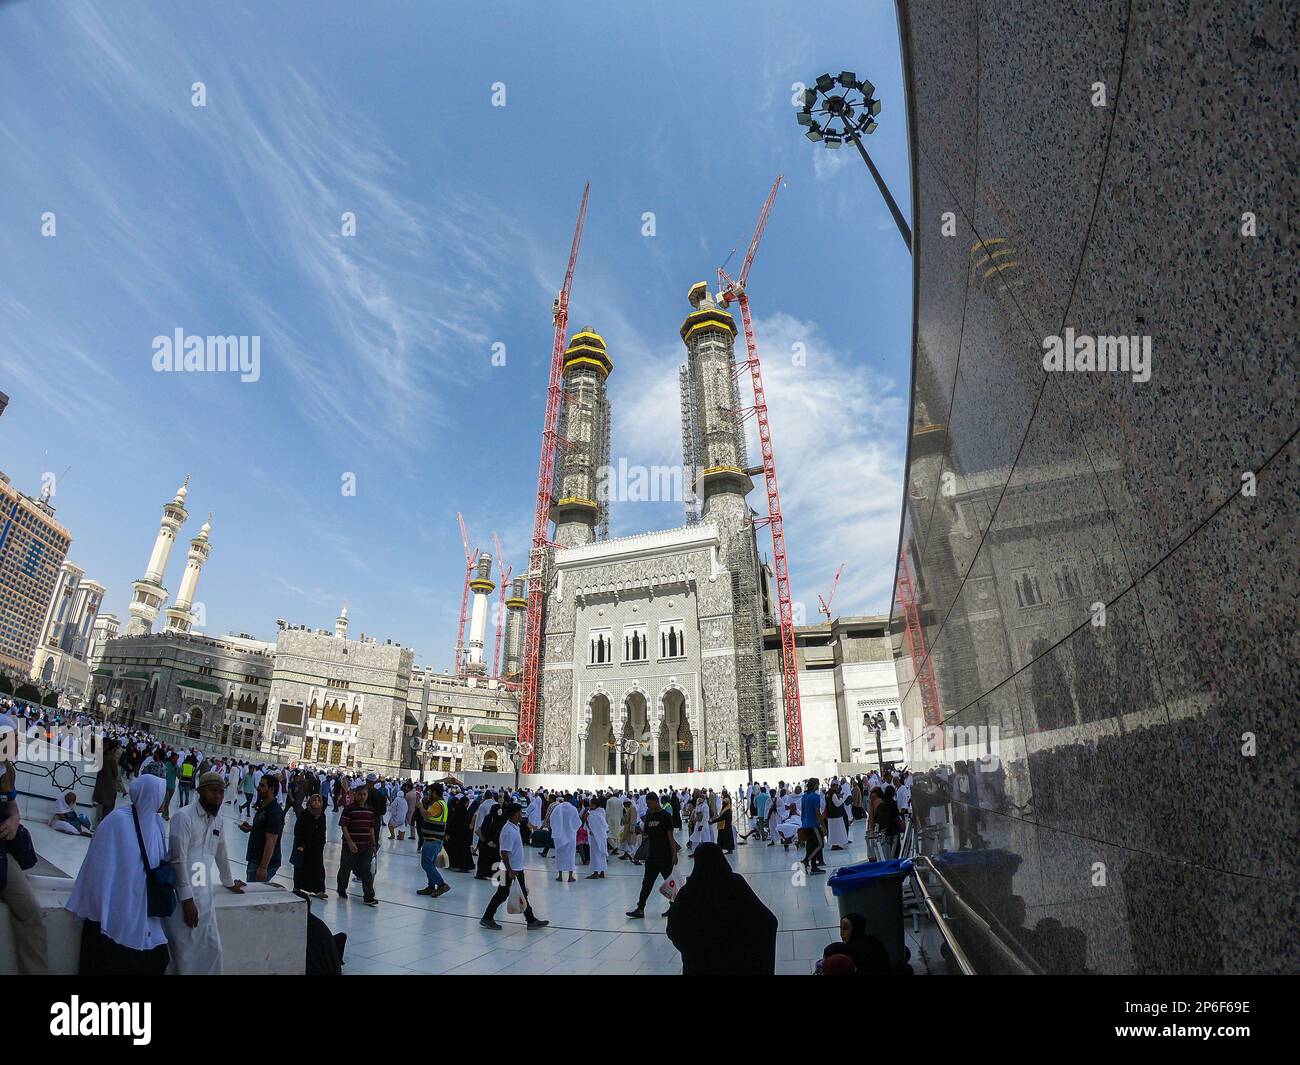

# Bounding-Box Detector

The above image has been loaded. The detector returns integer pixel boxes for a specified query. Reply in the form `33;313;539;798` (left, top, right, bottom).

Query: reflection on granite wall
892;0;1297;974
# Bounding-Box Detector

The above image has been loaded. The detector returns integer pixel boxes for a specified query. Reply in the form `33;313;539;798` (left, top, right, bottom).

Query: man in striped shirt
337;779;379;906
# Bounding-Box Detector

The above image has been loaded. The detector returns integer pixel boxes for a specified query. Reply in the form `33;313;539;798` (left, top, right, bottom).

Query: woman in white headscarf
66;771;171;974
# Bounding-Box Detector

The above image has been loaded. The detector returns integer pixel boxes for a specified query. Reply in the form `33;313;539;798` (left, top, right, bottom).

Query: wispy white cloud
610;310;905;617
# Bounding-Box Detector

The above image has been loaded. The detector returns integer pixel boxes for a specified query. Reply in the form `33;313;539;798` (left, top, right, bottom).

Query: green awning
177;679;223;694
91;667;113;677
122;671;152;680
468;723;515;737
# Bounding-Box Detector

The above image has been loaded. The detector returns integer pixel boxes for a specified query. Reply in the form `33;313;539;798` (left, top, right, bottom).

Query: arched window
350;706;360;725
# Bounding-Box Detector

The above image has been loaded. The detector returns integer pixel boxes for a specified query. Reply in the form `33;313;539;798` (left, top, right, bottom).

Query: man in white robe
524;793;543;833
604;792;623;852
164;772;244;975
547;797;581;882
584;803;609;878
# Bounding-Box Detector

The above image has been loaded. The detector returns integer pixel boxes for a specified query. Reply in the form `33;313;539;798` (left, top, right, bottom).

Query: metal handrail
910;854;1042;975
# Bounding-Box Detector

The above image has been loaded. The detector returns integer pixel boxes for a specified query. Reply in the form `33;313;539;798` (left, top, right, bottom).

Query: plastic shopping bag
435;846;450;869
658;867;684;901
506;877;528;915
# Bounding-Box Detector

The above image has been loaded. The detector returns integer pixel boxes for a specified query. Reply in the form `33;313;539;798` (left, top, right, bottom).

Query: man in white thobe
165;772;245;974
604;792;623;852
525;793;543;832
584;803;609;878
547;797;581;882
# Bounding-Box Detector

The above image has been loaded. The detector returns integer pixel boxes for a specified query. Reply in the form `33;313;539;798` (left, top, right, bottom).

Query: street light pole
741;732;755;787
847;132;912;251
796;70;911;253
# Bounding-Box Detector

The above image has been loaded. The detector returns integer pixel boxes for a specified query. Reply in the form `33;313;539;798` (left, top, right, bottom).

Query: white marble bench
0;871;307;975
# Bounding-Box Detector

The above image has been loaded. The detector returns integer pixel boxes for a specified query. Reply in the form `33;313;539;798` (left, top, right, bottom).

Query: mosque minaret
124;477;190;636
465;552;495;675
164;513;213;634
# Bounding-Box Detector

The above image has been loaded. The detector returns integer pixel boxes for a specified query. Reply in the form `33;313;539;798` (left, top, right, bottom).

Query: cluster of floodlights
797;71;881;146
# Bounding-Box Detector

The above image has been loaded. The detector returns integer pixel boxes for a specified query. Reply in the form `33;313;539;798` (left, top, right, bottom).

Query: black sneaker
480;917;503;930
626;909;644;919
526;918;549;929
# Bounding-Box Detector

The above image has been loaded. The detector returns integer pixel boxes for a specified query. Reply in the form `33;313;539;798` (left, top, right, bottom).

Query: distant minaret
335;602;349;639
552;328;613;547
125;478;190;636
502;576;527;678
465;552;495;675
165;514;212;633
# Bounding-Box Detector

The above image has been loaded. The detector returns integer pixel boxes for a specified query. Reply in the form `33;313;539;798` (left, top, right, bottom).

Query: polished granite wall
891;0;1297;974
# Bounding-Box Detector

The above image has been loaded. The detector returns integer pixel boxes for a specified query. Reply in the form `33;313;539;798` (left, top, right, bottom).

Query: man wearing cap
165;771;246;974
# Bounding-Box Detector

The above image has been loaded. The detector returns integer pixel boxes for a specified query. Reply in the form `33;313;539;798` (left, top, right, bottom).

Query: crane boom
519;183;589;773
818;563;845;622
717;174;806;765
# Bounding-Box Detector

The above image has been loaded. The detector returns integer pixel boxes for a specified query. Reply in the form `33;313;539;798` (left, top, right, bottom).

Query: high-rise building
29;559;106;698
0;471;72;675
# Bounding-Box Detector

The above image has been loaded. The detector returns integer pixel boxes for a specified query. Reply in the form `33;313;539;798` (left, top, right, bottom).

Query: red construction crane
896;548;943;749
818;563;845;623
453;512;478;678
717;173;806;766
519;183;590;772
492;530;512;679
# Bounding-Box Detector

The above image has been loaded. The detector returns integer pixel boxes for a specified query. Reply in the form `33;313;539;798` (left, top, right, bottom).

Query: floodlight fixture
794;66;911;252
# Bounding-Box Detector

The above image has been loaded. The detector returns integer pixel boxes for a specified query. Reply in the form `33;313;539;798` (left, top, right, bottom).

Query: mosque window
659;621;686;660
623;624;647;663
588;628;613;665
1013;568;1044;608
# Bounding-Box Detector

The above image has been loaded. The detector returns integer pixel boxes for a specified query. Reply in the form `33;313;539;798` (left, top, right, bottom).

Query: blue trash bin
828;858;913;969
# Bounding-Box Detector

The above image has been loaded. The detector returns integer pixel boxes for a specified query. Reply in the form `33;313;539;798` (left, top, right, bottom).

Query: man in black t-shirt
626;792;678;918
240;774;285;882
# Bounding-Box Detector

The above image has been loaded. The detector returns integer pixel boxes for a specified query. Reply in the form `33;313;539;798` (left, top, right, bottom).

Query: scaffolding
679;363;702;524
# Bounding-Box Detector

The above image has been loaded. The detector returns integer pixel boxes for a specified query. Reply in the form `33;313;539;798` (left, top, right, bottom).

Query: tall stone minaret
335;602;349;639
125;478;190;636
465;552;495;675
552;328;613;547
679;282;768;767
502;576;527;679
165;514;212;634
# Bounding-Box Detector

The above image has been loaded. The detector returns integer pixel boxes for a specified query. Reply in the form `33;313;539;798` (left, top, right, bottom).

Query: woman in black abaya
666;842;777;974
445;797;475;872
474;802;503;880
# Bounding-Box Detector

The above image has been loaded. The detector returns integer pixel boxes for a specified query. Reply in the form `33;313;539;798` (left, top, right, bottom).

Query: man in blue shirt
800;779;826;874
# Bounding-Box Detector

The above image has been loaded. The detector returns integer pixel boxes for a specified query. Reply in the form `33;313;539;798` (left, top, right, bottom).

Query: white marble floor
26;788;945;976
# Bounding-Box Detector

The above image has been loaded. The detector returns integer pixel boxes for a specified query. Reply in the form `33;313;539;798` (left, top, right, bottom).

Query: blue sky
0;0;912;671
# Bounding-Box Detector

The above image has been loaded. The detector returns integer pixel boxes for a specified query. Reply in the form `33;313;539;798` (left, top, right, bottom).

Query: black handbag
131;806;178;918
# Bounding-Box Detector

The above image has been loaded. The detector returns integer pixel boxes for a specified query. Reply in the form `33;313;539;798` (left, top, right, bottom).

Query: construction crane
896;548;943;749
519;182;590;773
818;563;845;623
491;530;512;679
716;173;807;765
453;512;478;678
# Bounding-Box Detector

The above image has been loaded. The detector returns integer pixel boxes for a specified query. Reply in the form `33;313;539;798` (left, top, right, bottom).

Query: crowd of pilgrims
2;697;953;976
